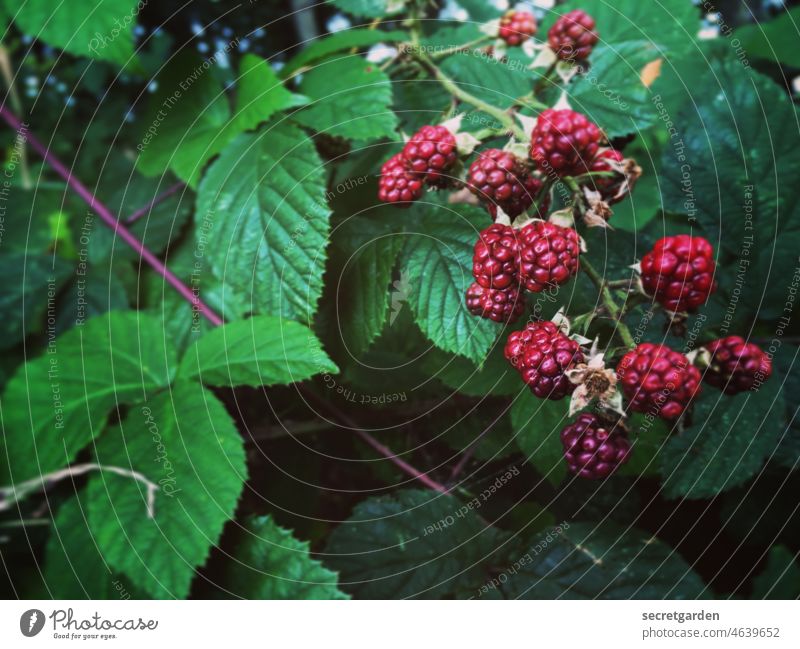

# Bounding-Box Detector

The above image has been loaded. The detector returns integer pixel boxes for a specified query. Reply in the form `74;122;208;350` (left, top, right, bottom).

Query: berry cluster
373;6;774;482
377;125;457;206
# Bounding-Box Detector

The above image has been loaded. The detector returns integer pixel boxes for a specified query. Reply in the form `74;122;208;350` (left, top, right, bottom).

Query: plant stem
581;258;635;349
0;105;223;327
126;181;185;223
412;50;527;141
428;36;493;60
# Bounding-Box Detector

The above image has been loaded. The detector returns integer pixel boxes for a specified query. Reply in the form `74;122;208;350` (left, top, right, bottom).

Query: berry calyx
498;10;537;46
640;235;717;312
616;343;701;420
561;413;631;479
588;148;625;203
505;321;584;400
467;148;543;219
472;223;521;290
401;124;457;185
518;220;581;293
703;336;772;395
548;10;599;62
377;153;424;206
466;283;525;324
529;109;602;177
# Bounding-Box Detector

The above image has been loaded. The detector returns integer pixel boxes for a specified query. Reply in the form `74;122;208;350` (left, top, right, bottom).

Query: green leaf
0;311;176;483
543;0;700;55
10;0;141;67
331;0;403;19
0;252;71;349
735;8;800;68
497;522;707;599
87;382;247;599
227;515;348;599
751;546;800;599
282;29;405;77
179;315;338;387
230;54;306;133
136;53;232;187
510;391;570;486
325;489;508;599
44;494;142;599
660;387;785;500
457;0;502;22
439;51;532;111
422;344;521;397
567;42;660;137
294;56;398;141
399;203;500;364
196;123;331;322
329;217;403;356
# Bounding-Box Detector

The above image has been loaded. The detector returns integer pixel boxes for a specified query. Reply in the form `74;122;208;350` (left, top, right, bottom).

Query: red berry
467;148;543;219
498;10;537;46
704;336;772;395
588;148;625;203
472;223;521;290
401;125;457;185
548;10;599;62
530;109;602;177
504;321;584;400
465;282;525;324
640;235;717;312
518;220;580;293
616;343;701;420
377;153;423;206
561;413;631;479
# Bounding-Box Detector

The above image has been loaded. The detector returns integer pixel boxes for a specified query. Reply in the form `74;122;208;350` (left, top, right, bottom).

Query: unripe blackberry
518;220;580;293
561;413;631;479
640;235;717;312
472;223;521;290
616;343;701;420
465;283;525;324
401;124;457;185
504;321;584;400
499;10;537;46
704;336;772;395
548;10;599;62
377;153;423;206
467;148;543;219
530;109;602;177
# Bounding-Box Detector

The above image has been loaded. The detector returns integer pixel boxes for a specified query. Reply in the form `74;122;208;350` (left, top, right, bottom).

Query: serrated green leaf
439;51;532;111
751;545;800;599
230;54;307;133
510;390;570;486
399;204;500;364
87;382;247;599
227;515;348;599
196;122;331;321
329;217;403;355
294;56;398;141
660;387;785;500
44;494;142;599
325;489;509;599
0;311;176;483
9;0;140;67
0;252;72;349
734;7;800;68
497;522;707;599
282;28;405;77
179;315;337;387
566;42;660;137
136;53;232;187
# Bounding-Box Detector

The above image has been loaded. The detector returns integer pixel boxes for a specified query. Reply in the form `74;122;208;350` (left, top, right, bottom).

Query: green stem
429;35;493;60
581;258;635;349
412;50;527;141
